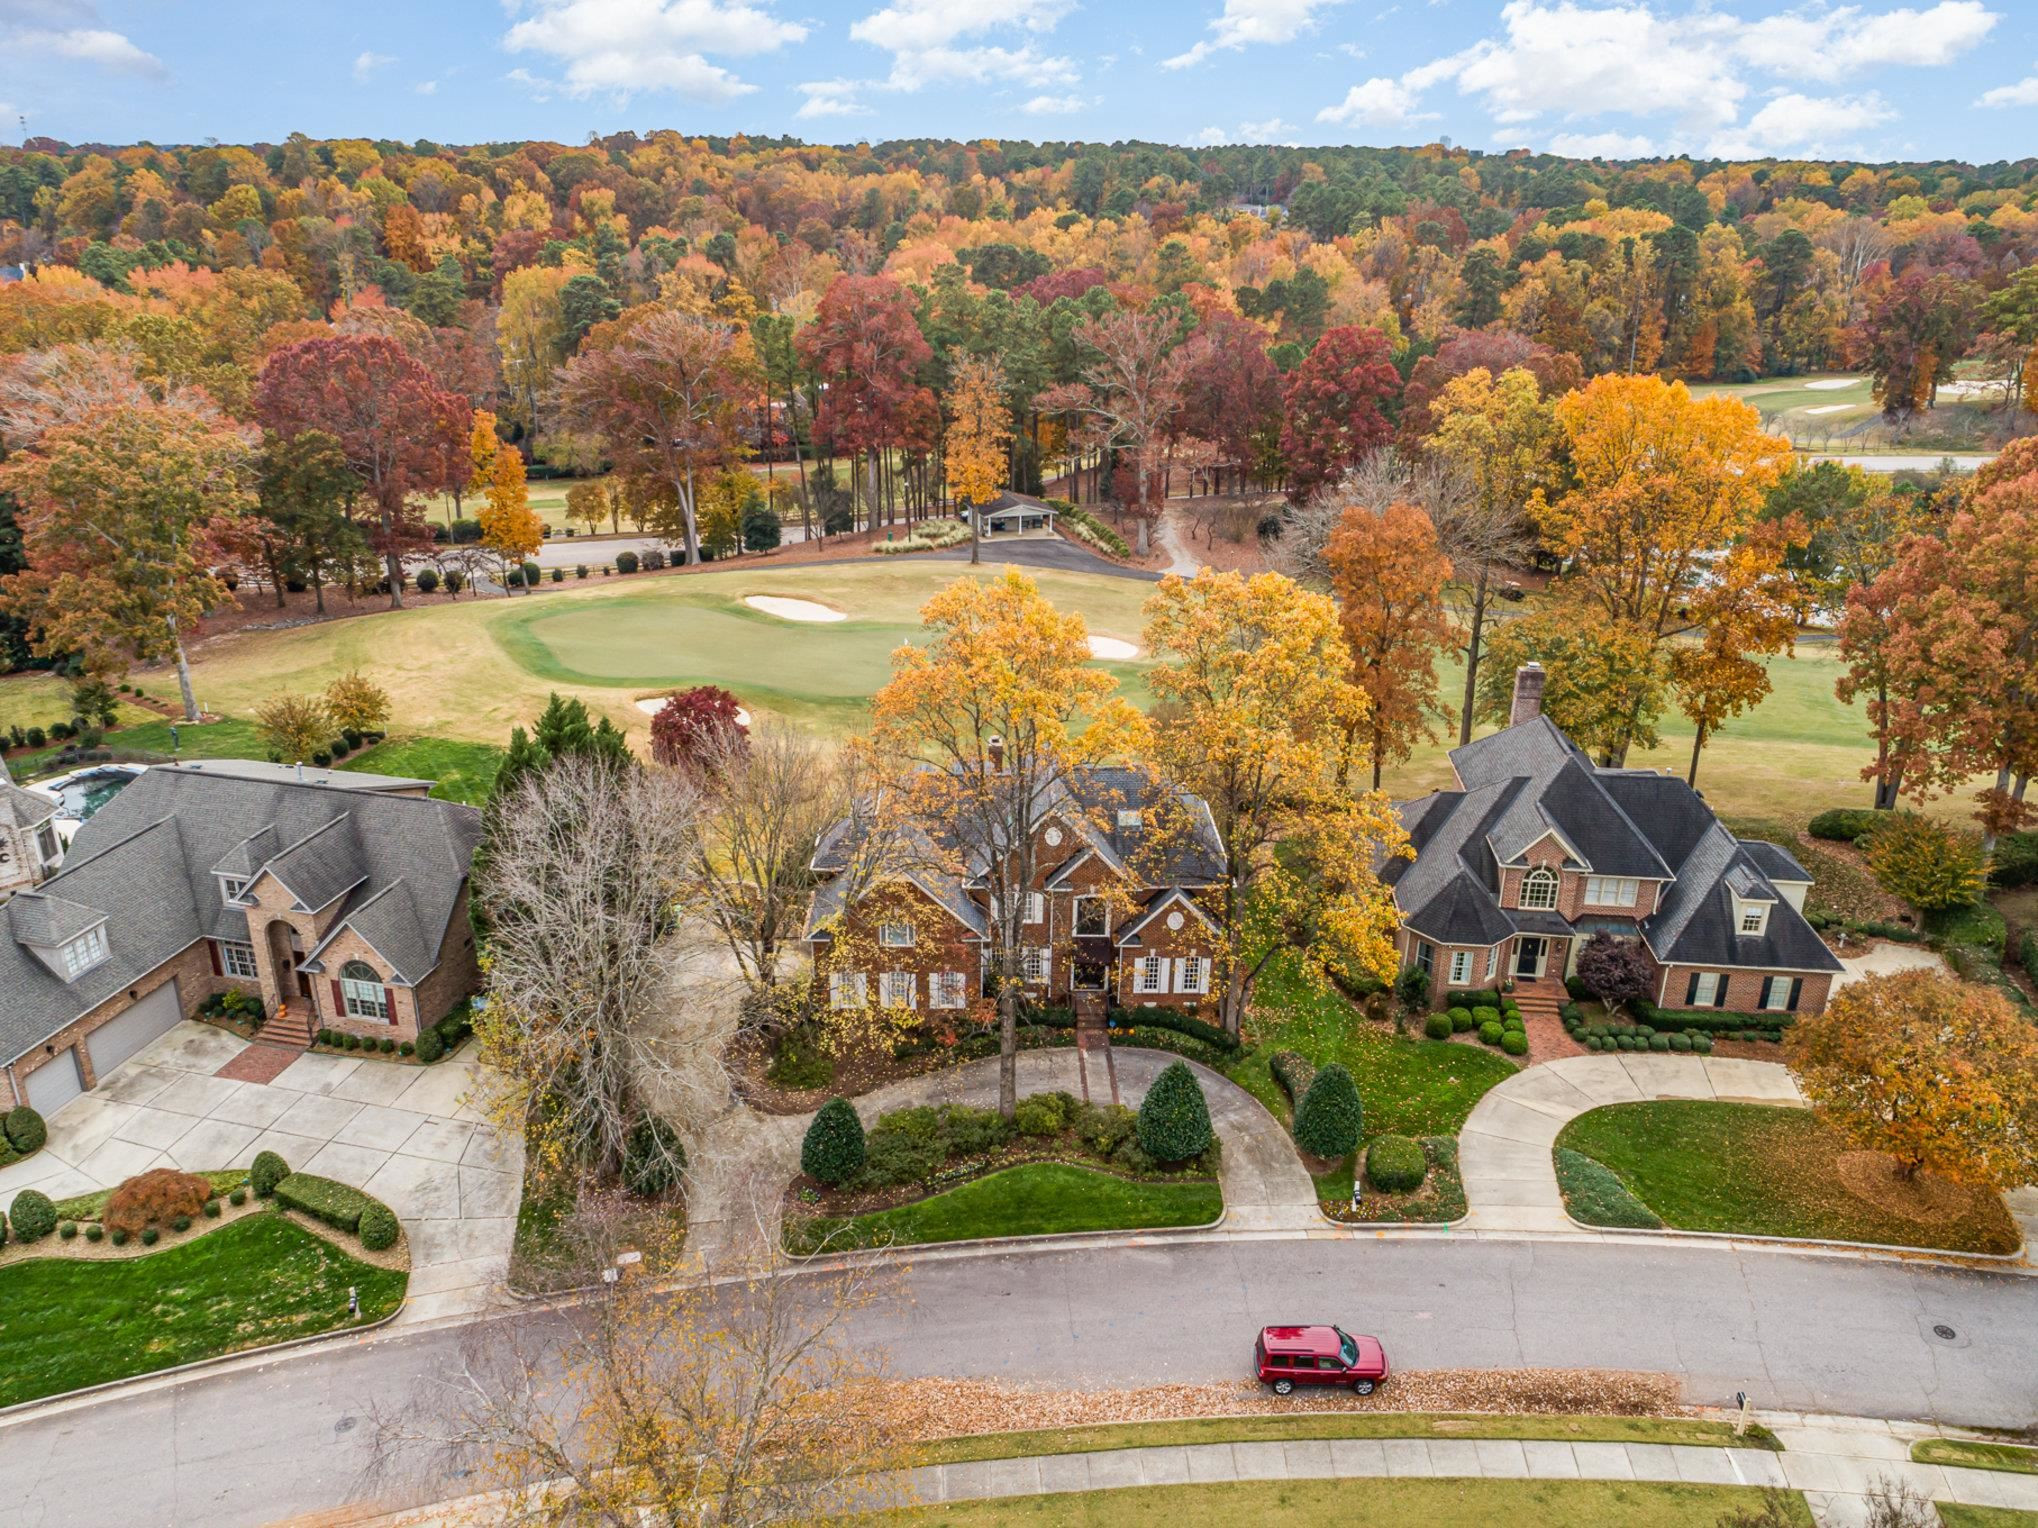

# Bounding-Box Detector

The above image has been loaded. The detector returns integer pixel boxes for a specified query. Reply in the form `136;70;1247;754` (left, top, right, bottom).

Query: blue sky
4;0;2038;163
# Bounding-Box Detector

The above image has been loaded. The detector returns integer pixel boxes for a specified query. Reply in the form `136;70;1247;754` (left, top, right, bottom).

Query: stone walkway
906;1414;2038;1527
685;1046;1317;1273
1458;1054;1805;1234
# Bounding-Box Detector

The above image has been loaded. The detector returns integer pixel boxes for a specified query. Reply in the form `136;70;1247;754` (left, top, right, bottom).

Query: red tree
1280;326;1401;502
796;276;933;529
650;685;748;771
1175;310;1282;494
1398;329;1584;452
254;335;470;606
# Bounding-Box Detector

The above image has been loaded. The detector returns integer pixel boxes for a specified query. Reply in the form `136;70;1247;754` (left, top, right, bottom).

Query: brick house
0;766;61;898
1384;665;1842;1018
1;762;482;1115
804;765;1229;1019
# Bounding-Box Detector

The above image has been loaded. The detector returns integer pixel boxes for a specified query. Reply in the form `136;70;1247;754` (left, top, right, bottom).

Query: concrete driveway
0;1021;520;1323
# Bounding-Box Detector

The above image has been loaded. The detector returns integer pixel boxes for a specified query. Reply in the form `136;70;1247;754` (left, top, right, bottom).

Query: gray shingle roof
1741;839;1813;883
1;767;481;1066
8;890;105;948
3;783;57;831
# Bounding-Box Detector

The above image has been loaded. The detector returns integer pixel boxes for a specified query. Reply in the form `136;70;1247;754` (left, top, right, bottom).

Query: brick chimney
1509;662;1546;727
986;734;1005;771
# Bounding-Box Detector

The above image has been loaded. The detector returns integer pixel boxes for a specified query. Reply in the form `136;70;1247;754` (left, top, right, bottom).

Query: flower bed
312;1000;474;1065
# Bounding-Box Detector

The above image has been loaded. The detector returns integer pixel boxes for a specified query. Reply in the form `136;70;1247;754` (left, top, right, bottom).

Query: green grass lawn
1555;1102;2022;1254
0;1211;406;1406
1553;1146;1662;1230
874;1479;1814;1526
1914;1440;2038;1475
784;1163;1221;1254
1937;1508;2038;1528
1229;961;1516;1144
343;735;505;806
917;1413;1777;1467
7;715;269;780
0;673;154;734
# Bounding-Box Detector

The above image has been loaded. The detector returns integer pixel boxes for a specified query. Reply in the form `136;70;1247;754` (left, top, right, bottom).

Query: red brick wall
1651;962;1834;1017
1497;839;1662;921
6;940;230;1105
812;882;983;1015
1115;902;1217;1014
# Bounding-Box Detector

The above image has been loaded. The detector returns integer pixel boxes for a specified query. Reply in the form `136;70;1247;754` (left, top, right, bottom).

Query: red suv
1254;1325;1389;1396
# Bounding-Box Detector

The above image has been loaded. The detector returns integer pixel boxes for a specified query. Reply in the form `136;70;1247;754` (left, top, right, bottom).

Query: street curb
1560;1208;2030;1268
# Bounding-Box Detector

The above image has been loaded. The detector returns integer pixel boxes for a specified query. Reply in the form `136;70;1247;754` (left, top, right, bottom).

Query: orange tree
479;444;544;591
943;354;1011;566
865;570;1146;1118
1324;499;1456;788
1141;568;1403;1033
1787;969;2038;1187
1668;525;1806;787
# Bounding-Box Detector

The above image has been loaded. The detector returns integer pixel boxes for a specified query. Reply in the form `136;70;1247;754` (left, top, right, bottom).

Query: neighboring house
1385;664;1842;1017
0;757;62;898
805;765;1229;1016
974;489;1059;536
2;763;483;1115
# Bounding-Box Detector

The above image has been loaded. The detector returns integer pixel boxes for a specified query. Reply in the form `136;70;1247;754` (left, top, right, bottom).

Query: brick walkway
213;1042;307;1085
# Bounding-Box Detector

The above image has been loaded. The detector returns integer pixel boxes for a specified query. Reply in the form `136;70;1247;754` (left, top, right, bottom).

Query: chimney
986;735;1005;772
1509;663;1546;727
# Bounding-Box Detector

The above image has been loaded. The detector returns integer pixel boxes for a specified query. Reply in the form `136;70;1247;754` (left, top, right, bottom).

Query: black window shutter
1787;978;1802;1012
1685;971;1700;1005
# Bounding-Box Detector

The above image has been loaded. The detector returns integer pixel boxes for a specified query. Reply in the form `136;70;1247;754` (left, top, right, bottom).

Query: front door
1515;936;1546;979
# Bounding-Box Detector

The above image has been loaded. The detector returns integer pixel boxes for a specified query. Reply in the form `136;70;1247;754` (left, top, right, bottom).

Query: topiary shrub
342;1032;361;1050
1693;1034;1714;1054
399;1040;414;1057
1649;1033;1672;1051
59;1220;77;1240
204;1198;221;1217
358;1201;400;1252
85;1222;103;1242
1014;1092;1070;1138
10;1188;56;1242
802;1097;867;1186
1136;1061;1214;1163
1471;1005;1500;1027
1447;1006;1473;1032
413;566;440;594
229;1186;247;1206
1669;1033;1693;1052
1292;1063;1364;1160
171;1213;192;1233
623;1113;687;1197
109;1227;129;1247
1365;1135;1427;1193
1423;1013;1452;1040
1503;1014;1525;1031
615;550;640;574
104;1168;211;1235
251;1150;290;1198
1478;1020;1504;1045
415;1028;444;1063
140;1227;159;1246
4;1104;47;1156
1501;1030;1529;1055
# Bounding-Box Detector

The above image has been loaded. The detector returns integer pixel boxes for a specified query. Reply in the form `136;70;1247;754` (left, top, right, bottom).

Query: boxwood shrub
274;1172;373;1234
4;1105;47;1156
1471;1005;1500;1028
1365;1134;1427;1193
10;1188;56;1242
1424;1012;1453;1040
358;1201;400;1252
1501;1030;1528;1056
141;1226;159;1246
1109;1005;1241;1054
250;1150;291;1198
1447;1005;1473;1032
1478;1020;1504;1045
1136;1061;1213;1163
415;1029;444;1063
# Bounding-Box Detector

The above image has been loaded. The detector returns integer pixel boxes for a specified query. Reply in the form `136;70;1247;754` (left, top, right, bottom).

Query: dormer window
60;924;109;979
221;876;250;904
879;921;916;948
1116;809;1143;829
1738;902;1770;936
1520;867;1559;911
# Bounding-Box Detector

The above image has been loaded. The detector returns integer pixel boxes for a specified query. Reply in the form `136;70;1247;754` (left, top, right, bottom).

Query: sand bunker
745;594;844;623
1089;635;1140;661
1804;404;1854;415
1804;378;1862;391
634;696;752;727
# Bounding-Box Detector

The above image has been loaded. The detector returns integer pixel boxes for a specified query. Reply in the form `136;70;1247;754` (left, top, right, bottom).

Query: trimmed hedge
1293;1064;1364;1160
273;1172;374;1234
1633;1000;1794;1035
1364;1135;1427;1193
4;1105;46;1156
802;1097;867;1186
359;1201;400;1252
1110;1005;1241;1054
1809;807;1884;843
250;1150;290;1198
10;1188;56;1242
1269;1050;1318;1110
1136;1062;1214;1163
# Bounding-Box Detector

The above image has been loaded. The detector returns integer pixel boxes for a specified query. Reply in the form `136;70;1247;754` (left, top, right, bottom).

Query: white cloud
353;50;396;82
795;78;873;117
1163;0;1347;69
1737;1;1995;81
1021;92;1086;114
502;0;807;101
1545;129;1657;157
1978;67;2038;107
1196;116;1299;143
847;0;1077;90
1707;90;1894;157
1316;74;1431;127
415;79;439;95
5;0;164;79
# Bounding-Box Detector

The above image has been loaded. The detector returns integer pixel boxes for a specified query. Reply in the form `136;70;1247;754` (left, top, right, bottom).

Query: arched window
339;959;389;1021
1520;867;1559;911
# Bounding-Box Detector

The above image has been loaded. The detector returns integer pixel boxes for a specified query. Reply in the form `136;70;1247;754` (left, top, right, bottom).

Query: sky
4;0;2038;164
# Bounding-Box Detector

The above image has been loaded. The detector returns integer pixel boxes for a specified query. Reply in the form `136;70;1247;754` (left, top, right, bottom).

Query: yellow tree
1541;374;1793;762
1669;525;1806;786
867;571;1147;1117
1142;569;1405;1032
1325;501;1457;788
944;355;1012;567
480;445;544;594
497;265;572;437
458;407;499;522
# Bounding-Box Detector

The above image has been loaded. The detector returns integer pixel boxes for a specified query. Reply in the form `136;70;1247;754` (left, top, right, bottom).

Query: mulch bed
1322;1138;1469;1226
727;1030;962;1115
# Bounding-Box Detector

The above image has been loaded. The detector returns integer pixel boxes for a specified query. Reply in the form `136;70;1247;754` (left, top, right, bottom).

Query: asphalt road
4;1237;2032;1527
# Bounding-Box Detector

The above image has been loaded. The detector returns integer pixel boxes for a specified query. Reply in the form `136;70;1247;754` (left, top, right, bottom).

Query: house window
1174;956;1210;995
1690;971;1722;1008
338;959;391;1021
1448;950;1472;985
1584;876;1638;908
1026;892;1046;924
1485;946;1499;981
1519;867;1559;910
1760;976;1797;1012
36;824;57;861
879;970;917;1008
59;923;109;979
1022;947;1049;984
1414;940;1434;975
1073;895;1109;937
220;876;250;905
930;971;967;1009
1116;809;1143;828
220;940;259;980
879;922;916;948
828;972;868;1010
1739;905;1768;936
1134;955;1167;994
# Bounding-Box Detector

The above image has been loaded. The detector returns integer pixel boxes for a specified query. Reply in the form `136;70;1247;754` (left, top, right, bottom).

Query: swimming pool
39;766;143;823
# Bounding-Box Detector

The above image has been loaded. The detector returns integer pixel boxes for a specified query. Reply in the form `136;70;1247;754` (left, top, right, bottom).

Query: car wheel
1272;1378;1294;1396
1352;1379;1376;1396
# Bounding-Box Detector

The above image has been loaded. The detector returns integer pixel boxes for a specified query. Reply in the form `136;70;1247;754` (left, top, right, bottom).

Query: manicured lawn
1553;1146;1662;1230
874;1479;1814;1526
1914;1439;2038;1476
784;1163;1220;1254
0;1212;406;1406
1229;961;1516;1143
0;672;154;733
917;1412;1778;1466
344;735;505;806
1937;1507;2038;1528
8;715;268;779
1555;1102;2021;1254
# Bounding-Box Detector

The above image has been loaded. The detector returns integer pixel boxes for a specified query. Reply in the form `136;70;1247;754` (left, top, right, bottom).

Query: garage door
85;978;182;1077
24;1050;84;1115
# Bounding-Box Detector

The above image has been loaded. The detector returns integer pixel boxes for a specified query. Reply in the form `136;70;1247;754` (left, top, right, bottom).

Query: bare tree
475;756;725;1184
1069;309;1189;557
368;1244;910;1527
1860;1473;1938;1528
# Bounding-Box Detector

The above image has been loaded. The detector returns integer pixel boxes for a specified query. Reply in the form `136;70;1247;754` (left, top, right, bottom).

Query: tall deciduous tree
1477;604;1670;764
255;334;471;607
1067;307;1187;556
1325;500;1456;787
0;400;250;719
479;445;543;593
1670;525;1806;786
554;309;758;566
797;275;934;532
252;427;362;615
943;355;1011;566
1280;325;1400;503
866;571;1146;1117
1174;309;1282;495
1141;569;1401;1032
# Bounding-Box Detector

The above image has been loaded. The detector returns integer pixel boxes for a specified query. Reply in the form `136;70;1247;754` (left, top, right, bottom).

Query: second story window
1520;867;1559;910
1583;876;1638;908
60;923;109;979
879;922;916;948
